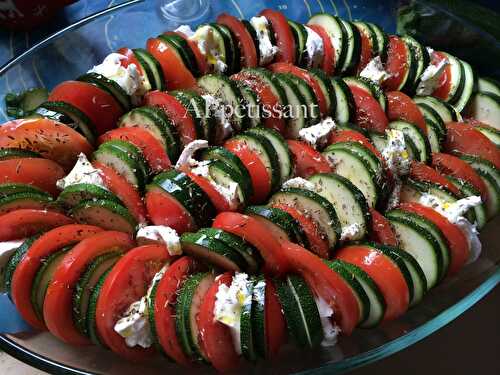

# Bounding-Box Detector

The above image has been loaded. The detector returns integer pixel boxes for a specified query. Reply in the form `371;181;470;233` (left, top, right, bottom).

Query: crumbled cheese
340;223;362;241
298;117;336;149
0;240;25;293
304;26;324;69
202;94;233;141
175;140;209;169
191;25;227;73
416;58;448;96
214;273;253;354
136;226;182;256
419;194;482;263
250;16;279;66
360;56;391;85
282;177;316;191
56;153;107;191
382;129;411;178
314;296;340;347
174;24;195;38
114;265;168;348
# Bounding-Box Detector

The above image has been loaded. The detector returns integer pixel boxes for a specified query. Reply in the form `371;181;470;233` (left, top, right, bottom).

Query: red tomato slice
95;244;171;360
163;32;209;75
383;36;409;91
286;140;332;179
144;91;198;146
146;37;197;90
271;203;330;258
335;245;409;321
282;241;360;334
348;84;389;133
212;212;289;276
92;161;147;224
98;127;171;172
308;24;335;75
269;63;328;116
48;81;123;136
264;278;287;357
224;138;271;203
0;118;93;171
0;158;65;197
44;231;135;345
0;209;74;242
145;188;196;234
11;224;102;330
155;256;201;365
217;13;258;68
387;91;427;135
444;122;500;169
432;152;488;201
409;161;461;196
368;208;398;247
116;47;144;75
356;27;373;74
398;203;469;276
431;52;452;100
232;72;286;134
197;272;241;371
183;169;232;212
259;9;296;64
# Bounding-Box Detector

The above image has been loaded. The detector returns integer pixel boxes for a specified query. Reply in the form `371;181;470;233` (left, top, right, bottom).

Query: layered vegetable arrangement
1;8;500;372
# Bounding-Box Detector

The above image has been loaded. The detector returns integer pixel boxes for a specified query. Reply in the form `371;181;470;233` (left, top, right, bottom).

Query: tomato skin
0;209;74;242
431;52;452;100
409;161;461;196
398;203;469;276
335;245;409;321
197;272;241;371
44;231;135;346
368;208;398;247
155;256;201;365
182;169;232;212
143;91;198;146
356;27;373;74
98;128;171;172
164;32;209;75
217;13;258;68
0;118;93;171
386;91;427;135
48;81;123;136
116;47;144;75
146;37;197;90
259;9;296;64
348;84;389;134
444;122;500;169
224;139;271;204
11;225;102;330
281;241;360;334
0;158;65;197
264;278;287;357
286;140;332;179
383;36;408;91
432;152;488;201
213;212;289;276
308;24;335;75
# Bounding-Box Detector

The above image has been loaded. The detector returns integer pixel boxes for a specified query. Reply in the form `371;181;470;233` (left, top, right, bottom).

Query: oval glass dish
0;1;499;374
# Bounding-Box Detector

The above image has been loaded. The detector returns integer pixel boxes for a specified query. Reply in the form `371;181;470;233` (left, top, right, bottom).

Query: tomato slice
44;231;134;345
0;118;93;171
146;37;197;90
0;158;65;197
264;278;287;357
409;161;461;196
0;209;74;242
431;52;452;100
444;122;500;169
145;188;196;234
155;256;201;365
432;152;488;201
116;47;144;75
224;139;271;204
271;203;330;258
334;245;409;321
144;91;198;146
383;36;409;91
348;84;389;134
387;91;427;135
281;241;360;334
398;203;469;276
269;63;328;116
182;169;232;212
48;81;123;136
163;32;209;75
217;13;258;68
259;9;296;64
98;127;171;173
197;272;241;371
212;212;289;276
232;72;286;134
92;161;147;224
308;24;335;75
286;140;332;179
356;27;373;74
368;208;398;247
11;224;102;330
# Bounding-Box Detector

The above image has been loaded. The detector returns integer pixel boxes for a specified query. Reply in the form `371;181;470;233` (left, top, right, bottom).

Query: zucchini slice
389;120;431;164
57;183;121;209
